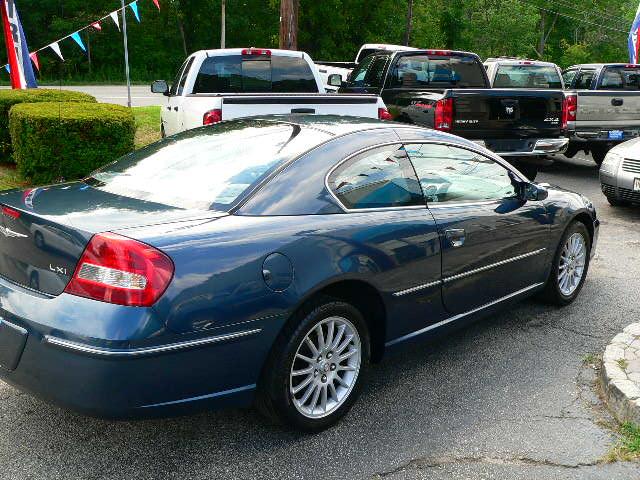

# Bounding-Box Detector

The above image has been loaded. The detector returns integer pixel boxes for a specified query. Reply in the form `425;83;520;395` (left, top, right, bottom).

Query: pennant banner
48;42;64;61
91;21;102;31
110;11;120;31
129;1;141;23
1;0;38;88
70;31;86;52
153;0;160;10
629;3;640;64
29;51;39;71
4;64;9;73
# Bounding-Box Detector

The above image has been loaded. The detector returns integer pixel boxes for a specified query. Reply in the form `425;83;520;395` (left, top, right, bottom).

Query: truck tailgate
451;89;564;140
221;94;380;119
574;91;640;129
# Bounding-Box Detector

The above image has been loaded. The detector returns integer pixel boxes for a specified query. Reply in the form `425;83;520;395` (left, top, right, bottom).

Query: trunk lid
450;89;564;139
0;183;224;296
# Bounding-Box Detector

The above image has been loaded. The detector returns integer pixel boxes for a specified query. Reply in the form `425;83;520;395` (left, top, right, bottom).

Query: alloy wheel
558;232;587;296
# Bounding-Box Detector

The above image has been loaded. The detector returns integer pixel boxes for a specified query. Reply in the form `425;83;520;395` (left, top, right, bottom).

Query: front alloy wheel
290;316;362;419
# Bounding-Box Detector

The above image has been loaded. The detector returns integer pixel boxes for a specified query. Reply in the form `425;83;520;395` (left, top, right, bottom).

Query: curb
600;323;640;424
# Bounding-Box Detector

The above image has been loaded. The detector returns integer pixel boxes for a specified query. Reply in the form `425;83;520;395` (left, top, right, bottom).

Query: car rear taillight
426;50;451;56
1;206;20;219
434;98;454;132
563;94;577;129
64;233;174;307
203;109;222;125
378;108;393;120
241;48;271;57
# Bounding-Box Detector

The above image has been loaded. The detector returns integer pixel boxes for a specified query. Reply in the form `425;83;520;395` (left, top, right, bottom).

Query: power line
514;0;630;36
546;0;631;29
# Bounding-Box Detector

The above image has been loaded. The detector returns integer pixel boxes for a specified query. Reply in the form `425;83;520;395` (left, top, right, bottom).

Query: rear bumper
0;277;286;419
569;128;640;145
478;138;569;157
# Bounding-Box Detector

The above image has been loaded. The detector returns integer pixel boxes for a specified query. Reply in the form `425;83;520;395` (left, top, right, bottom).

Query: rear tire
256;297;370;432
563;144;580;159
538;221;591;306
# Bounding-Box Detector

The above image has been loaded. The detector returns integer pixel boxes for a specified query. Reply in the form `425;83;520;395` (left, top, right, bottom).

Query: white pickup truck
316;43;418;92
151;48;390;136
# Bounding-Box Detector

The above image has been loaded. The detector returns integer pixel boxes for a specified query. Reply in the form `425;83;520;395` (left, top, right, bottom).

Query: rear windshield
494;65;562;88
192;54;319;93
599;67;640;90
86;122;330;210
388;55;486;88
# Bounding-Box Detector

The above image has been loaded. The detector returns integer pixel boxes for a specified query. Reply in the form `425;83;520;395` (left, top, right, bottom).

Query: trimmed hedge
0;89;96;161
9;102;135;184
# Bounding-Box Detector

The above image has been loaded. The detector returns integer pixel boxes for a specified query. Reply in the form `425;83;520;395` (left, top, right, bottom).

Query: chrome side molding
386;282;544;347
43;328;262;358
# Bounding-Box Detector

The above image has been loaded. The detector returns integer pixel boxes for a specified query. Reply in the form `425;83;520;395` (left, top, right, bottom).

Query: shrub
0;89;96;161
9;102;135;184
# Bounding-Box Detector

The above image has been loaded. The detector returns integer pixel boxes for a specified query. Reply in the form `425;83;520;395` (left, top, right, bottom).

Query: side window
328;145;423;210
176;57;195;96
348;55;375;87
405;143;517;204
562;70;577;89
574;70;595;89
365;56;389;88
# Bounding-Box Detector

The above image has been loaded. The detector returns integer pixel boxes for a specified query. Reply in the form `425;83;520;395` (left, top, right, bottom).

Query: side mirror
328;74;343;88
522;182;549;201
151;80;169;96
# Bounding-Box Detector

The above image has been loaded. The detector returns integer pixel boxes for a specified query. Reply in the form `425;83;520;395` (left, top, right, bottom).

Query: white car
316;43;419;92
151;48;390;136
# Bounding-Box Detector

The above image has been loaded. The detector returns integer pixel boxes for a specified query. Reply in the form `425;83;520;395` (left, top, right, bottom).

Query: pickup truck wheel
590;147;608;166
256;297;370;432
563;144;580;159
161;125;166;139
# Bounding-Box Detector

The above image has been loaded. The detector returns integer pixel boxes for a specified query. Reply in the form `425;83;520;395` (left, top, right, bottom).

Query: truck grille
622;158;640;174
618;187;640;203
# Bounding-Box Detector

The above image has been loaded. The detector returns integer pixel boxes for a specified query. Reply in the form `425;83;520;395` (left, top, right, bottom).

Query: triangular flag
110;11;121;31
49;42;64;61
70;32;86;52
129;1;141;22
30;52;40;72
4;65;9;74
153;0;160;10
91;22;102;31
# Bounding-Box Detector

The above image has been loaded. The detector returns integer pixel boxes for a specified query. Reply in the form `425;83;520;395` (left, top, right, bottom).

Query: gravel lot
1;153;639;480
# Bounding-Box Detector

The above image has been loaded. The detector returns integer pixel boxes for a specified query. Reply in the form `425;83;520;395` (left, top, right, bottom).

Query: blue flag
629;4;640;64
70;31;86;52
129;1;141;22
1;0;38;88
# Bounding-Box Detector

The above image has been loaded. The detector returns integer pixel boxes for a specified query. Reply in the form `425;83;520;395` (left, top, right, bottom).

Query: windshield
389;55;486;88
193;55;319;93
86;121;330;210
494;65;562;88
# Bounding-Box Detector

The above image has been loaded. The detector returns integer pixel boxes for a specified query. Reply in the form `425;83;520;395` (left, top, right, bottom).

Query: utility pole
121;0;132;108
221;0;226;48
279;0;298;50
404;0;413;46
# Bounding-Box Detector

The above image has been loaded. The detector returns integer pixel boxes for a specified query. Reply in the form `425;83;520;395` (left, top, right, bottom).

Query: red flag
153;0;160;10
91;21;102;31
29;51;39;71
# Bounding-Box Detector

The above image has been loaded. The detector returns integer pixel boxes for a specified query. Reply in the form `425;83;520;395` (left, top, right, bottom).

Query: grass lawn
133;105;162;149
0;106;162;191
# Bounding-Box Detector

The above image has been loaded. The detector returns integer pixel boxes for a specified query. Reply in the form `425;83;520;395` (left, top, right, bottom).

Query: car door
326;144;447;341
165;56;195;135
405;142;551;315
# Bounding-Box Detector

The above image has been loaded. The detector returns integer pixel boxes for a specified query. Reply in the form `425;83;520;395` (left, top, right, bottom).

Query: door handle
291;108;316;114
611;98;624;107
444;229;466;248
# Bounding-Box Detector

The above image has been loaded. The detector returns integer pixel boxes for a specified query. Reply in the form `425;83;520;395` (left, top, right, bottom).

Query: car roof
566;63;635;69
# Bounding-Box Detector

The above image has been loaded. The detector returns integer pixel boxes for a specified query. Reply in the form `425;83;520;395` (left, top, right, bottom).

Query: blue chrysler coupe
0;116;598;430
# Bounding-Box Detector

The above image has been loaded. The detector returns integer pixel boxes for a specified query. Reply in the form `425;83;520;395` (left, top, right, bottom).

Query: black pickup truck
338;49;569;179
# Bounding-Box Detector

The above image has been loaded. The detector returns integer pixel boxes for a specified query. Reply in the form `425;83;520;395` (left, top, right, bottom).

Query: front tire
256;297;370;432
590;146;608;166
539;221;591;306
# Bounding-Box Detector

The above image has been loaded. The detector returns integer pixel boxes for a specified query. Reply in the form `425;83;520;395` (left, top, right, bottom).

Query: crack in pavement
372;454;609;478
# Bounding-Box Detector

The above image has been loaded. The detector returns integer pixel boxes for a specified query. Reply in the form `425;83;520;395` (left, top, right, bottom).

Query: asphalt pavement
1;153;640;479
0;85;162;107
